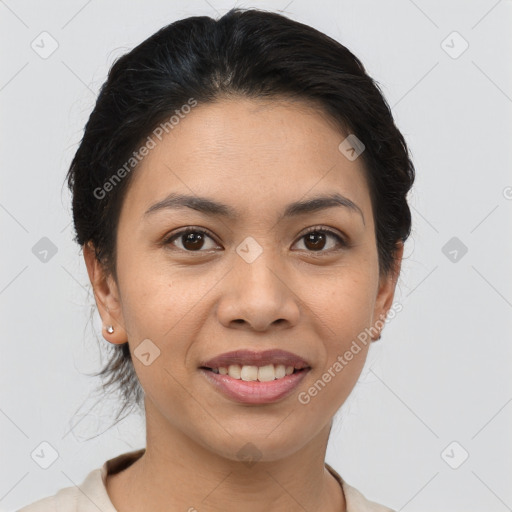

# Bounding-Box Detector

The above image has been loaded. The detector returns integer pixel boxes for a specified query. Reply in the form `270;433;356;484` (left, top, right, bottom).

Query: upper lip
200;349;311;370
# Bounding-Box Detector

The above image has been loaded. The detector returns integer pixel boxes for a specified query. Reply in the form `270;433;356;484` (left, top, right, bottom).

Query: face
85;97;402;462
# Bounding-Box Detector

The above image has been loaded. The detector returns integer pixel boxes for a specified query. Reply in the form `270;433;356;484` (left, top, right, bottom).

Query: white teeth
258;364;276;382
275;364;286;379
240;365;258;381
215;363;301;381
228;364;241;379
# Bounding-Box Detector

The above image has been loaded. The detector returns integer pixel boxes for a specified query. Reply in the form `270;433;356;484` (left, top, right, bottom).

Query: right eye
163;228;221;252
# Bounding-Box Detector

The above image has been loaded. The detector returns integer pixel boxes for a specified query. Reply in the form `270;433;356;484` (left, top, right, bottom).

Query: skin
84;96;403;512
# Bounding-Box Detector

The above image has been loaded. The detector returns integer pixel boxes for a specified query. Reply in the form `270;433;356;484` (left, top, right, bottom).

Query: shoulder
17;450;145;512
17;468;109;512
17;486;78;511
341;480;395;512
325;463;395;512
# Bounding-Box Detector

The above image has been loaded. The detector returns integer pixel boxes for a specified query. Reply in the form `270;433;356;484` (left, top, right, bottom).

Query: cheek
306;271;375;384
116;261;219;385
116;248;193;333
299;279;373;416
308;268;377;330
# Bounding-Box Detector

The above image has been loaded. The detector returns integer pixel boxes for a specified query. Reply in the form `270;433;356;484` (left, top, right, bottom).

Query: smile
199;349;311;404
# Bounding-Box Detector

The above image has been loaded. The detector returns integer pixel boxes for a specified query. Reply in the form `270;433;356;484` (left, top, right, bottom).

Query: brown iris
182;232;206;251
303;232;327;251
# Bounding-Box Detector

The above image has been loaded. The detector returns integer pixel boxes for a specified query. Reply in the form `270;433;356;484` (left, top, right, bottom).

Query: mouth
199;349;311;404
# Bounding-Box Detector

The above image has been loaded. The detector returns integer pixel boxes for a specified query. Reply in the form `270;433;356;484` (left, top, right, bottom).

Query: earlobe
83;242;128;344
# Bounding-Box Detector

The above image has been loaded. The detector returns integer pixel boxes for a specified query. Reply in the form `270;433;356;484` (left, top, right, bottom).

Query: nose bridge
234;238;285;300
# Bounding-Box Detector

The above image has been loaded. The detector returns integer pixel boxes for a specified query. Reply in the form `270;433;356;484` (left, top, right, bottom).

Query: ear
371;241;404;340
83;242;128;344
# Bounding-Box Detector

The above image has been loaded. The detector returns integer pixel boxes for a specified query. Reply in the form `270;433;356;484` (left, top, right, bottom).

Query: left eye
293;228;347;252
164;227;347;253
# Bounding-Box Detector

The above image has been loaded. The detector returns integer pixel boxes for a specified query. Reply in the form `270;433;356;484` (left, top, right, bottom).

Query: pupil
183;232;204;250
305;232;325;251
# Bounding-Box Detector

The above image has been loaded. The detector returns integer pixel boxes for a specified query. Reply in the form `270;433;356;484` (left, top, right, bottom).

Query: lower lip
199;368;310;405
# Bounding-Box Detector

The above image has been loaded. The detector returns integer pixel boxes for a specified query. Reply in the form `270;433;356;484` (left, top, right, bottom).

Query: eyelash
162;225;349;254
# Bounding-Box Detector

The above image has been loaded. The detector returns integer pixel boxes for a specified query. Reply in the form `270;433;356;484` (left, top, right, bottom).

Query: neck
107;401;346;512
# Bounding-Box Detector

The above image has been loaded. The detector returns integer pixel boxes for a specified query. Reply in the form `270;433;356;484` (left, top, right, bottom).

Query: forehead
121;97;371;221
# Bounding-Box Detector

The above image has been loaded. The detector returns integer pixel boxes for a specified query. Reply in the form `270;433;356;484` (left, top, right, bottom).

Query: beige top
18;449;395;512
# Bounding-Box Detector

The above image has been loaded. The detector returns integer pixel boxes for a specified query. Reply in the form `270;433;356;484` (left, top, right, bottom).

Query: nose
216;250;301;332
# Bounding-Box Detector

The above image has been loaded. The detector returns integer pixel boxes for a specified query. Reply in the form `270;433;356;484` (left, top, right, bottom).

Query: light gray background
1;1;511;510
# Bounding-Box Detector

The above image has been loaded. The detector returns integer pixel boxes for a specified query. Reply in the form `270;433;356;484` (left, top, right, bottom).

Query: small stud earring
106;325;114;334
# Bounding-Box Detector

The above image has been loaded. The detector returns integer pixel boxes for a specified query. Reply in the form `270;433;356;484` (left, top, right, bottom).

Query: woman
19;7;414;511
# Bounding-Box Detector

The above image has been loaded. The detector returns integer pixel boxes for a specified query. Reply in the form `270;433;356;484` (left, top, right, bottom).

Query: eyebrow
144;192;365;225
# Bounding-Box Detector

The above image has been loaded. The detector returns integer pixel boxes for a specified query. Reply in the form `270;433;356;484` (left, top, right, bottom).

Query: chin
198;425;314;464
